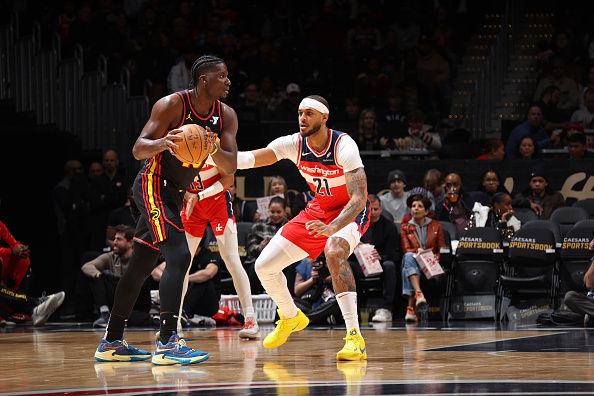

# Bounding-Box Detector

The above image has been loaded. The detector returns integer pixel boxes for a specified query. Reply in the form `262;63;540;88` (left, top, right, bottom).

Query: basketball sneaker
238;320;260;339
415;291;427;306
151;333;209;365
94;339;152;362
336;328;367;361
405;306;417;322
262;309;309;349
32;291;65;326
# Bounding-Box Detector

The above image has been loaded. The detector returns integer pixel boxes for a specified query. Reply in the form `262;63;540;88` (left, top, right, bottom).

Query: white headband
299;98;329;115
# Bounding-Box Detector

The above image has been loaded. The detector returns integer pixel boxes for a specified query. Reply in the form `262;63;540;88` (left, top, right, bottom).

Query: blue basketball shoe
94;339;152;362
151;333;209;365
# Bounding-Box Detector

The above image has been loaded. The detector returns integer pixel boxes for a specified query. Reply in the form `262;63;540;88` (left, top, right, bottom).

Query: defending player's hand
305;220;336;238
162;129;183;154
185;192;199;218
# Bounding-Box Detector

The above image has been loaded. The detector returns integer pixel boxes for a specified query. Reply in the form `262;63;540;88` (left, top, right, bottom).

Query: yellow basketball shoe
262;309;309;349
336;328;367;361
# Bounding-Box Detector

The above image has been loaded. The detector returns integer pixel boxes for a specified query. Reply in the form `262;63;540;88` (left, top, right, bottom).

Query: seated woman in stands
400;194;446;322
468;192;521;243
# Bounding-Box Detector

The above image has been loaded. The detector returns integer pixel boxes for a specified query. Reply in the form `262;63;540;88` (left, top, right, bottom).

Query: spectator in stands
53;159;89;318
505;104;561;159
476;138;505;160
566;132;594;159
469;192;520;243
395;110;442;156
349;195;399;323
469;169;509;207
578;65;594;108
333;96;362;141
513;170;565;220
151;236;220;325
517;135;539;160
380;169;409;223
293;256;341;325
166;44;196;93
102;149;128;207
423;169;444;212
570;88;594;129
274;83;302;121
356;108;381;150
236;82;266;123
106;187;137;248
537;85;571;133
400;194;446;322
437;173;472;235
266;175;294;219
415;34;451;119
0;219;30;292
533;57;579;116
244;197;289;293
81;225;151;327
377;88;407;148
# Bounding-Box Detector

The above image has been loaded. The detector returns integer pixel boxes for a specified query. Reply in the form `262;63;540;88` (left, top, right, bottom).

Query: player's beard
300;120;322;137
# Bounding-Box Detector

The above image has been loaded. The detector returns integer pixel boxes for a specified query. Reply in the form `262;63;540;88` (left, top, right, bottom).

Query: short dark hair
368;194;380;204
491;192;511;206
114;224;134;241
305;95;329;110
483;138;504;153
269;196;287;209
189;55;224;89
567;133;586;145
407;194;431;210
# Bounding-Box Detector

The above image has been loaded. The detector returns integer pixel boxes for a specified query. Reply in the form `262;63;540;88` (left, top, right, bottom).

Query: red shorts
182;191;235;237
280;199;371;259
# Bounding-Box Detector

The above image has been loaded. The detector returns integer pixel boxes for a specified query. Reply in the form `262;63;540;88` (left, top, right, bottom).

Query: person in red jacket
0;220;30;292
399;194;446;322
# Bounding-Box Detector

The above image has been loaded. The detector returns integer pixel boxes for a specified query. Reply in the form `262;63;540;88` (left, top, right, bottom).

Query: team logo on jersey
211;116;219;125
215;222;223;232
186;113;193;121
150;207;161;221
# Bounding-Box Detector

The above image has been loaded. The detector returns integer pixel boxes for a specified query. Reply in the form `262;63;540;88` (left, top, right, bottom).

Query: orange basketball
171;124;210;166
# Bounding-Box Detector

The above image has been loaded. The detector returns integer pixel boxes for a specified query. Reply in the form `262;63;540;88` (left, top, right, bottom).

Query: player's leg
95;240;158;362
326;223;367;361
216;220;260;338
255;233;310;348
152;228;209;365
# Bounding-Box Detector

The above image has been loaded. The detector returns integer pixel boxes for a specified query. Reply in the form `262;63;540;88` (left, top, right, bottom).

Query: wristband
197;181;224;201
237;151;256;169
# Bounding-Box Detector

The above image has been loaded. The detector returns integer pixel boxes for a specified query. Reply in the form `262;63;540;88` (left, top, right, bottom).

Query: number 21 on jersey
313;177;332;196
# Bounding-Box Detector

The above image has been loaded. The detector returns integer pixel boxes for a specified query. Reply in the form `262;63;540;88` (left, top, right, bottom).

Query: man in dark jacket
349;194;399;322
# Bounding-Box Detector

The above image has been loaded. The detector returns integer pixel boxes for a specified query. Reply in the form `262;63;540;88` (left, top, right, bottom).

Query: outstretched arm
237;148;280;169
306;167;368;237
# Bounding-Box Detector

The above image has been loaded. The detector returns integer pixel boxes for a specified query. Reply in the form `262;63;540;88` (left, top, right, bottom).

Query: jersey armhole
174;91;186;129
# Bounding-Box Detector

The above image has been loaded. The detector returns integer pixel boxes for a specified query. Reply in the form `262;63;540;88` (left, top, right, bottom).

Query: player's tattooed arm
329;167;368;233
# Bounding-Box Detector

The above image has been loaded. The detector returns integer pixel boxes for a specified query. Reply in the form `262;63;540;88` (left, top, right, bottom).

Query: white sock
336;292;360;334
255;235;307;320
217;223;256;322
99;305;109;313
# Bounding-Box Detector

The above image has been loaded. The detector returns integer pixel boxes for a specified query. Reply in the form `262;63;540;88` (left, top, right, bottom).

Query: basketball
172;124;210;165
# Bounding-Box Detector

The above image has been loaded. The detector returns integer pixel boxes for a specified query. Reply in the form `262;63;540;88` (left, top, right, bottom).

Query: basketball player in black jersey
94;55;239;365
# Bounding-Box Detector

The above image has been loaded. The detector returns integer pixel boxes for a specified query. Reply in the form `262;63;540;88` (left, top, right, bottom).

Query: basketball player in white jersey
235;95;370;361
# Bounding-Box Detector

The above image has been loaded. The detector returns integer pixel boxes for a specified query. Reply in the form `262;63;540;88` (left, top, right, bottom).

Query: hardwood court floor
2;323;594;395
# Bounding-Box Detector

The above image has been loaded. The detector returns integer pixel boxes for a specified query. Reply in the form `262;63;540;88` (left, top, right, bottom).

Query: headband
299;98;329;115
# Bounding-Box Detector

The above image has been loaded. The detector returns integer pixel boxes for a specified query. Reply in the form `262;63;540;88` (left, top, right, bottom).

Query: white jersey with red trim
187;163;223;196
267;129;364;212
